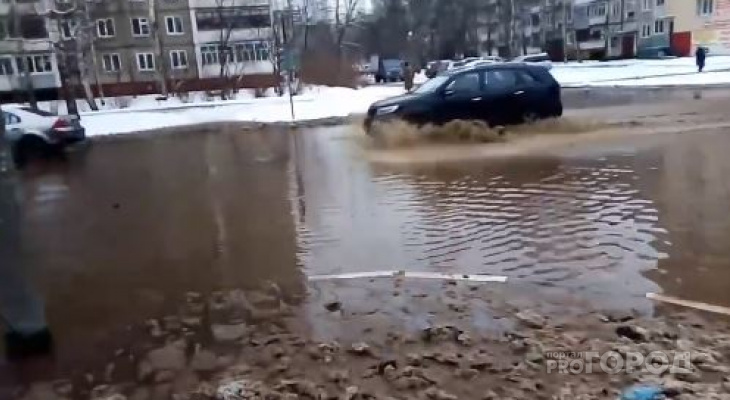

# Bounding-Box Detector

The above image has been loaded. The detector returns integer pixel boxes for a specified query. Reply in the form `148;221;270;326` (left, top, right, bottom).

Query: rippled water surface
3;123;730;373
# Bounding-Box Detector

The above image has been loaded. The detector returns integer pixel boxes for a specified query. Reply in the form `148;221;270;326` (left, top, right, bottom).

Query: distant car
376;59;404;83
450;57;481;69
512;53;553;70
364;63;562;132
2;106;86;167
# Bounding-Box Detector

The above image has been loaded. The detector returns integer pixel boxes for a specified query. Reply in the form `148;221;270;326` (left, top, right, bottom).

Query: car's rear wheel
12;135;51;169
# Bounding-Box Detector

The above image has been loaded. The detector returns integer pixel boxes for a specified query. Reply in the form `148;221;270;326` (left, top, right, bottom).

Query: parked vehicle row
425;53;552;78
2;106;86;168
365;63;562;132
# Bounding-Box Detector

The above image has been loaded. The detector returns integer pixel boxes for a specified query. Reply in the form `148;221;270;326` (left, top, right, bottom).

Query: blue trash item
620;385;664;400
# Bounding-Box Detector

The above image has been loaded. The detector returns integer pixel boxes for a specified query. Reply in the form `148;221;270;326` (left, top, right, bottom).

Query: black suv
365;63;562;132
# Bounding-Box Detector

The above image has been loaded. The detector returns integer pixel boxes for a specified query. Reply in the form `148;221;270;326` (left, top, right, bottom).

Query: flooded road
3;94;730;394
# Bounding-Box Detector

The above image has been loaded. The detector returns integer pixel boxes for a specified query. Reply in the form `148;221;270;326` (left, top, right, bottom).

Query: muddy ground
4;88;730;399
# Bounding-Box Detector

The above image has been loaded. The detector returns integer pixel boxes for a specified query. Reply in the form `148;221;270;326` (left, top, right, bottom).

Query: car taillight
52;118;71;129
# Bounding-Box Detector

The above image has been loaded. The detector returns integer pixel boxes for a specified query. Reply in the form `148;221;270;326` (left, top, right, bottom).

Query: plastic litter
620;385;664;400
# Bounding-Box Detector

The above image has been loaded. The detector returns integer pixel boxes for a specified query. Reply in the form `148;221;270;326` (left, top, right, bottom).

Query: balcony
588;15;608;26
190;0;270;8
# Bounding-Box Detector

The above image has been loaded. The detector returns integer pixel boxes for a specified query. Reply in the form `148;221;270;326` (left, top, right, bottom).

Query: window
698;0;714;16
643;0;651;10
485;70;517;91
60;18;78;38
169;50;188;69
641;23;652;38
446;72;480;94
195;6;271;31
4;112;20;125
656;0;665;5
514;69;538;85
588;3;607;17
131;18;150;36
0;57;13;75
97;18;115;38
16;55;53;74
136;52;155;71
102;53;121;72
654;19;665;34
626;10;636;19
0;17;7;39
200;44;219;65
165;16;183;34
612;2;621;17
232;41;270;62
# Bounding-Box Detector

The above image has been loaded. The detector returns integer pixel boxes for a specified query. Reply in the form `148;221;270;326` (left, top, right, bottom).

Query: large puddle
3;120;730;386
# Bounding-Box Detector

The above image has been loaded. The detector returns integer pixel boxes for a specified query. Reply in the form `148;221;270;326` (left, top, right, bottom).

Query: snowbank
25;57;730;136
80;85;405;136
552;56;730;87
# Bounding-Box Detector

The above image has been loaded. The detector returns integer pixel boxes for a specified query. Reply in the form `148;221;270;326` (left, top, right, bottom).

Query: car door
437;71;483;124
512;68;551;118
480;69;522;125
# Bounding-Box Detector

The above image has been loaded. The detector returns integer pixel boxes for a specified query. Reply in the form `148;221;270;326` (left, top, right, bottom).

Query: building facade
189;0;274;79
0;0;277;101
0;0;61;99
668;0;730;56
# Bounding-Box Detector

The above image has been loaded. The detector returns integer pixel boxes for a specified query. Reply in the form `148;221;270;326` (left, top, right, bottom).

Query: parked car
450;57;481;69
375;59;404;83
364;63;562;132
2;106;86;167
512;53;553;70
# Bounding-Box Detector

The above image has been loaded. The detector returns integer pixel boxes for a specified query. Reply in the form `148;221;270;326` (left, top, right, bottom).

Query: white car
2;106;86;167
512;53;553;70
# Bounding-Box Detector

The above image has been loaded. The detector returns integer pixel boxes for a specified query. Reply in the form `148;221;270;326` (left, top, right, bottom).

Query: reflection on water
292;127;666;308
4;123;730;380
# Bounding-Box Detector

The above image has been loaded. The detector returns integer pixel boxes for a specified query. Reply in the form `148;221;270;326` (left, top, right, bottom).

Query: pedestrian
696;46;707;73
403;62;414;92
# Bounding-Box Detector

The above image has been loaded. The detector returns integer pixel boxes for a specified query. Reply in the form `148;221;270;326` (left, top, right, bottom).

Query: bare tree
149;0;168;96
334;0;361;59
7;0;38;108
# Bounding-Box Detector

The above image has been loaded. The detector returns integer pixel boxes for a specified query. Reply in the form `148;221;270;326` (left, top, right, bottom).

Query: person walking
696;46;707;73
403;62;414;92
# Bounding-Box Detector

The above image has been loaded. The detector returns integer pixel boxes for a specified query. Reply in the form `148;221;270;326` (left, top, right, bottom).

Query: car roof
443;62;537;75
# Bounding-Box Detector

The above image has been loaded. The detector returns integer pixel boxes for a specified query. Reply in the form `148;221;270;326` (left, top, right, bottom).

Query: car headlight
376;105;399;116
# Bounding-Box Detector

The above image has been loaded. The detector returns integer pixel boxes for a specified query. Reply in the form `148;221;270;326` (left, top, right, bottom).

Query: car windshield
414;75;449;94
383;60;401;70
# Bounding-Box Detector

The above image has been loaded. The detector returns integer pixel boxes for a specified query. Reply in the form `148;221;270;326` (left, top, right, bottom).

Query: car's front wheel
12;135;51;169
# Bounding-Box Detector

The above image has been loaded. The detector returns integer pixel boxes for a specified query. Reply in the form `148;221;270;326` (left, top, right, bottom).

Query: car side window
445;72;480;95
514;69;539;85
484;70;518;92
4;112;20;126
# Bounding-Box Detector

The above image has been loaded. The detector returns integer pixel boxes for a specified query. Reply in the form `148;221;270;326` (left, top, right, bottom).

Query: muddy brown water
3;96;730;389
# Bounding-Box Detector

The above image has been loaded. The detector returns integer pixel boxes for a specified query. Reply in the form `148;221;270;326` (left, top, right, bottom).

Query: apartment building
189;0;274;79
0;0;61;100
478;0;574;58
0;0;277;100
85;0;199;88
571;0;672;59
